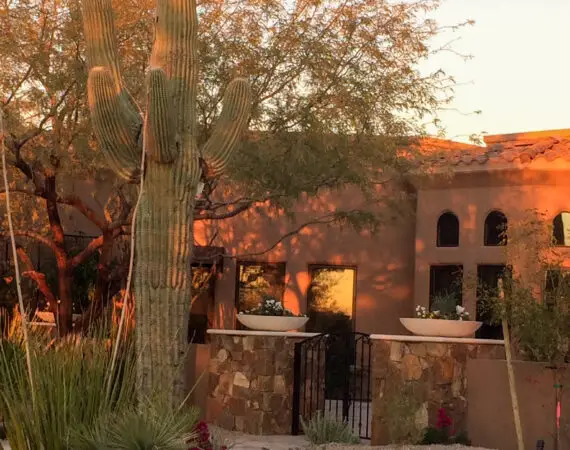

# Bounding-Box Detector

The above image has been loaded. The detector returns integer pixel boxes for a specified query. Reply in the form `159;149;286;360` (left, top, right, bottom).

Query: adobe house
192;128;570;339
16;128;570;339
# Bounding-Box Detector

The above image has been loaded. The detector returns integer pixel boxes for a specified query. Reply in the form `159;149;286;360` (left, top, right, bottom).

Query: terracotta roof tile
419;132;570;168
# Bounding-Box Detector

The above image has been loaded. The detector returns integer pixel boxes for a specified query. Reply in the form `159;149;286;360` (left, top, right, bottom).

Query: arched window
484;211;507;246
553;212;570;246
437;212;459;247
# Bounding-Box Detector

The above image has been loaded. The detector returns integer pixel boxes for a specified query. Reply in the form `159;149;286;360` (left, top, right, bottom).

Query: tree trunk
135;163;193;405
90;231;113;324
56;257;73;335
45;174;73;335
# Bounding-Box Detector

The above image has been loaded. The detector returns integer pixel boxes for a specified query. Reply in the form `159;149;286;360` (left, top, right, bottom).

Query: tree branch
70;228;122;269
0;231;59;255
57;194;106;230
16;246;56;305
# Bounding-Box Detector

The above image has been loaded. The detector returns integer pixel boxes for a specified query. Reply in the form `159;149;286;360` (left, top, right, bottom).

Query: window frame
429;264;464;309
484;210;508;247
436;211;460;248
234;260;288;313
552;212;570;247
306;263;358;332
543;268;570;308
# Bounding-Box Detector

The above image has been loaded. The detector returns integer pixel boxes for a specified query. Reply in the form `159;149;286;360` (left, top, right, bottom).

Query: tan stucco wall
415;169;570;315
195;186;417;335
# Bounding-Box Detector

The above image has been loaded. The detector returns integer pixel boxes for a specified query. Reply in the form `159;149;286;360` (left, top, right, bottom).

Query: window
188;264;216;344
437;212;459;247
476;265;511;339
429;265;463;309
484;211;507;246
236;261;286;314
306;265;356;333
553;212;570;246
544;270;570;308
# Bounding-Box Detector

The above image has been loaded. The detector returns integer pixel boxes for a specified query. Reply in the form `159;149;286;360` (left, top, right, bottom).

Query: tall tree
2;0;468;392
0;0;148;333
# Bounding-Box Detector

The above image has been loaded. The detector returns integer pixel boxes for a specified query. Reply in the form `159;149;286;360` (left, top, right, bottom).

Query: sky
424;0;570;143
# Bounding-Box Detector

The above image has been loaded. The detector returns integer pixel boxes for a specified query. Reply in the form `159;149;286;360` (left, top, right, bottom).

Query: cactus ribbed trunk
81;0;251;403
135;165;195;402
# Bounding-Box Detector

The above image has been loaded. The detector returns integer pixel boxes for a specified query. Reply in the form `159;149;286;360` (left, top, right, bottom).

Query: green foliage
300;412;360;446
70;401;199;450
419;408;470;445
0;328;136;450
381;381;424;444
482;275;570;364
420;427;471;445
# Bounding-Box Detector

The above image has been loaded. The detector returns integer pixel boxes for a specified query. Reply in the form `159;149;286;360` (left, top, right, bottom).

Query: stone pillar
207;333;303;434
371;338;505;445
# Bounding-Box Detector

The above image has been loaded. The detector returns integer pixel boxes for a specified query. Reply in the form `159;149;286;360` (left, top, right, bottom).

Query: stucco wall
415;173;570;315
196;185;417;335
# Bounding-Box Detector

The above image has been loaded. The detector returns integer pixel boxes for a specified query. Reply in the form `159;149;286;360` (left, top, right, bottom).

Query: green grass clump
300;412;360;446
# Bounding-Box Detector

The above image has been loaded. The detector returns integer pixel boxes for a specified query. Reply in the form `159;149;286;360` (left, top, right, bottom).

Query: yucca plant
300;412;360;446
70;400;199;449
0;329;136;450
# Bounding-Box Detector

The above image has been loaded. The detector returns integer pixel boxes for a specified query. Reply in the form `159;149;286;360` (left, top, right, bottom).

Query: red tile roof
417;129;570;168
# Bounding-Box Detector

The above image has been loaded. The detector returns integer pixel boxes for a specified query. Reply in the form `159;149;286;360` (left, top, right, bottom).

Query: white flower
456;305;465;314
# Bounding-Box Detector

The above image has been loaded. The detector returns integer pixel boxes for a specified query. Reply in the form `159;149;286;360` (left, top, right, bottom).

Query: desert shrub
70;400;199;449
419;408;470;445
300;412;360;445
0;328;136;450
190;421;234;450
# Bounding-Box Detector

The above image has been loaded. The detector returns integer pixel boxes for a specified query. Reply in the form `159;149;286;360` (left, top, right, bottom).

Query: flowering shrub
238;297;306;317
419;408;470;445
415;304;471;321
189;421;233;450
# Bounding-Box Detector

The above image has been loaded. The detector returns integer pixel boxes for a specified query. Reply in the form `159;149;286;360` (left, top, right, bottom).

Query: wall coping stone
207;329;319;338
370;334;504;345
208;330;504;345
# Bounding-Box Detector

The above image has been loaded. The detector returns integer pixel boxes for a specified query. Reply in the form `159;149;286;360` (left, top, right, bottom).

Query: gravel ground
209;426;495;450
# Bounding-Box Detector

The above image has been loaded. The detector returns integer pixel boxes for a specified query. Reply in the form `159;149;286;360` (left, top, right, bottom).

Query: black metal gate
291;332;372;439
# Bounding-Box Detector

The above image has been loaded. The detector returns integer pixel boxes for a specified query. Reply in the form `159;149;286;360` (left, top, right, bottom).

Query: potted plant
400;291;482;338
237;297;308;332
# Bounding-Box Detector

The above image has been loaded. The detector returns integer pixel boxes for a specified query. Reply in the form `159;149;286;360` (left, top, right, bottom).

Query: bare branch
70;228;122;268
0;231;59;255
57;194;106;230
16;246;56;305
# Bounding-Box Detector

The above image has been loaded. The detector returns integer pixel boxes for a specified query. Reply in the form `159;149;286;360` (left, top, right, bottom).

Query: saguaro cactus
81;0;251;403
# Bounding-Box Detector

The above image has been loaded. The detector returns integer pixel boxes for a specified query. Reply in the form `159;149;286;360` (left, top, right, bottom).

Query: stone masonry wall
206;334;302;435
371;340;505;445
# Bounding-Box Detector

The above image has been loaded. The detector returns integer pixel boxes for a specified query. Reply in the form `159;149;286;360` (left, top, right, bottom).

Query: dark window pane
544;270;570;308
476;265;510;339
437;212;459;247
188;264;215;344
236;262;286;313
429;265;463;310
484;211;508;246
306;265;355;333
553;213;570;246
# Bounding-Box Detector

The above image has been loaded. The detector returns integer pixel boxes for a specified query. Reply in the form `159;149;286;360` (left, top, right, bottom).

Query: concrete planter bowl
400;317;483;338
237;314;309;332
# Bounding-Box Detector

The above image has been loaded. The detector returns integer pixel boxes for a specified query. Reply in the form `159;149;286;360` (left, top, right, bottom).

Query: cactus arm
144;68;177;164
87;68;142;181
150;0;199;139
82;0;142;181
201;78;252;177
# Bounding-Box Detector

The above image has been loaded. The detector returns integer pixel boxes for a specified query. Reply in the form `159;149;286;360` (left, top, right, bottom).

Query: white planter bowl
400;317;483;338
237;314;309;332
